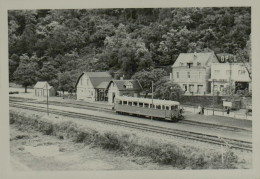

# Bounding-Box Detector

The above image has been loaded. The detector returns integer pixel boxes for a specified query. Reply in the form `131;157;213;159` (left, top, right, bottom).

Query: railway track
9;97;113;113
10;101;252;152
10;97;251;133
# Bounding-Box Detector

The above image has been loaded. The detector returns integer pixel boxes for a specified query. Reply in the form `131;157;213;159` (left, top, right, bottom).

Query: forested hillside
8;8;251;92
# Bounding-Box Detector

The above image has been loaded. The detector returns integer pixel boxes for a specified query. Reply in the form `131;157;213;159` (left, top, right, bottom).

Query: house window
220;85;224;92
176;72;179;78
183;84;187;91
189;84;194;92
213;85;218;92
187;72;190;78
187;63;193;68
125;81;133;89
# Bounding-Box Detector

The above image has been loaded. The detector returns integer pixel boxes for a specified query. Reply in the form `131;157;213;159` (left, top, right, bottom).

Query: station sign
219;54;236;63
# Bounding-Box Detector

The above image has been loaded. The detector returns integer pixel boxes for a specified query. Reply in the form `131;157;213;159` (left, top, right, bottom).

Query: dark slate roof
75;72;112;88
96;81;110;89
107;80;143;91
90;78;111;88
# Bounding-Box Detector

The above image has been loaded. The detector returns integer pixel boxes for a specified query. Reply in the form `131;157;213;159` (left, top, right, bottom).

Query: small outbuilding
34;81;55;97
106;80;143;104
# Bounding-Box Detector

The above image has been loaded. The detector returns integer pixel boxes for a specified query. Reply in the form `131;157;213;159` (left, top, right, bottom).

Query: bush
9;111;240;169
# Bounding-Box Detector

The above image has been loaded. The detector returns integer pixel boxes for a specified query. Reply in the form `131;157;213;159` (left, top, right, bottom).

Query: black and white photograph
0;0;260;178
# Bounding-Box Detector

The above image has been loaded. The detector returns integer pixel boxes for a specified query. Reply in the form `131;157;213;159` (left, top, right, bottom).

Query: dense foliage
8;8;251;91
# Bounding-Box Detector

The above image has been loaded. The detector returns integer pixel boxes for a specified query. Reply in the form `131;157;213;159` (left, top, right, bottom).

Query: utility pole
46;83;49;116
212;79;215;116
229;62;232;96
151;81;154;120
58;73;61;97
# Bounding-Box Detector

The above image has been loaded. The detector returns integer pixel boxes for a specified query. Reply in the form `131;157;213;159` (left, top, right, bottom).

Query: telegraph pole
151;81;154;120
212;79;215;116
46;83;49;116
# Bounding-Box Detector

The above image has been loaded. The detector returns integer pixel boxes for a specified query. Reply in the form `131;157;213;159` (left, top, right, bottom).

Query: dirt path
10;124;175;170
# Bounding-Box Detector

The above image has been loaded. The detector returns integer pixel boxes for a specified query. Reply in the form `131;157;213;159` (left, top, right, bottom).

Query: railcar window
144;103;149;108
157;105;161;110
171;106;175;110
128;102;133;106
162;105;165;110
133;102;138;106
123;101;127;105
119;100;122;105
149;104;155;108
166;106;169;110
139;103;143;107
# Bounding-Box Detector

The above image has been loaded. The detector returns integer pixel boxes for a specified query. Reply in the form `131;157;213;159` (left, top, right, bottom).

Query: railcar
114;96;183;122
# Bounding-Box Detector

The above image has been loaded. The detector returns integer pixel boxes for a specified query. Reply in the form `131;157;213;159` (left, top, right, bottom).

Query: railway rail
10;101;252;152
9;97;251;133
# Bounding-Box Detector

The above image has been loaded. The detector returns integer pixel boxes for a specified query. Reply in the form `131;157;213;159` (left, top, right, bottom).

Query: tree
154;79;184;101
235;35;252;80
132;68;167;96
58;71;75;95
13;54;39;93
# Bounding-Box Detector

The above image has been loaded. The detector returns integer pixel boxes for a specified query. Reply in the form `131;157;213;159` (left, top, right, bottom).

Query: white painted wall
107;82;120;104
211;63;251;82
76;74;95;101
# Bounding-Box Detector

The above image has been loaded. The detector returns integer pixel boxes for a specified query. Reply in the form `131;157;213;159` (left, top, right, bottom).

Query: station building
106;79;143;104
75;72;112;102
170;52;219;95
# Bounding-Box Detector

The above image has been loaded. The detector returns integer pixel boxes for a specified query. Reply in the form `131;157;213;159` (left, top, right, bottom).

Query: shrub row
10;112;238;169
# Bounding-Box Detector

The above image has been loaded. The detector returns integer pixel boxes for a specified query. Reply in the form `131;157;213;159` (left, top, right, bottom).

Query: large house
34;81;55;97
75;72;112;102
106;80;143;104
170;52;219;95
209;63;251;95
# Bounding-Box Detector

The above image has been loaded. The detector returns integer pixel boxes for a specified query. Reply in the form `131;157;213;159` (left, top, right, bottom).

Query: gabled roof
75;71;112;88
106;80;143;91
172;52;216;67
34;81;52;89
96;81;110;89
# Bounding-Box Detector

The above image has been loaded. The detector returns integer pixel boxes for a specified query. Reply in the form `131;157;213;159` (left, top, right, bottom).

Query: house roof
34;81;53;89
96;81;110;89
106;80;143;91
75;71;112;88
172;52;215;67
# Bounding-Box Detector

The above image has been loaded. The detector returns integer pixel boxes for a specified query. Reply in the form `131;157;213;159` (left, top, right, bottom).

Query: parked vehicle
114;96;183;122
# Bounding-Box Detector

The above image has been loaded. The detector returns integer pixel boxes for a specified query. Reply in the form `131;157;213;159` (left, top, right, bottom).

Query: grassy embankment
10;111;239;169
